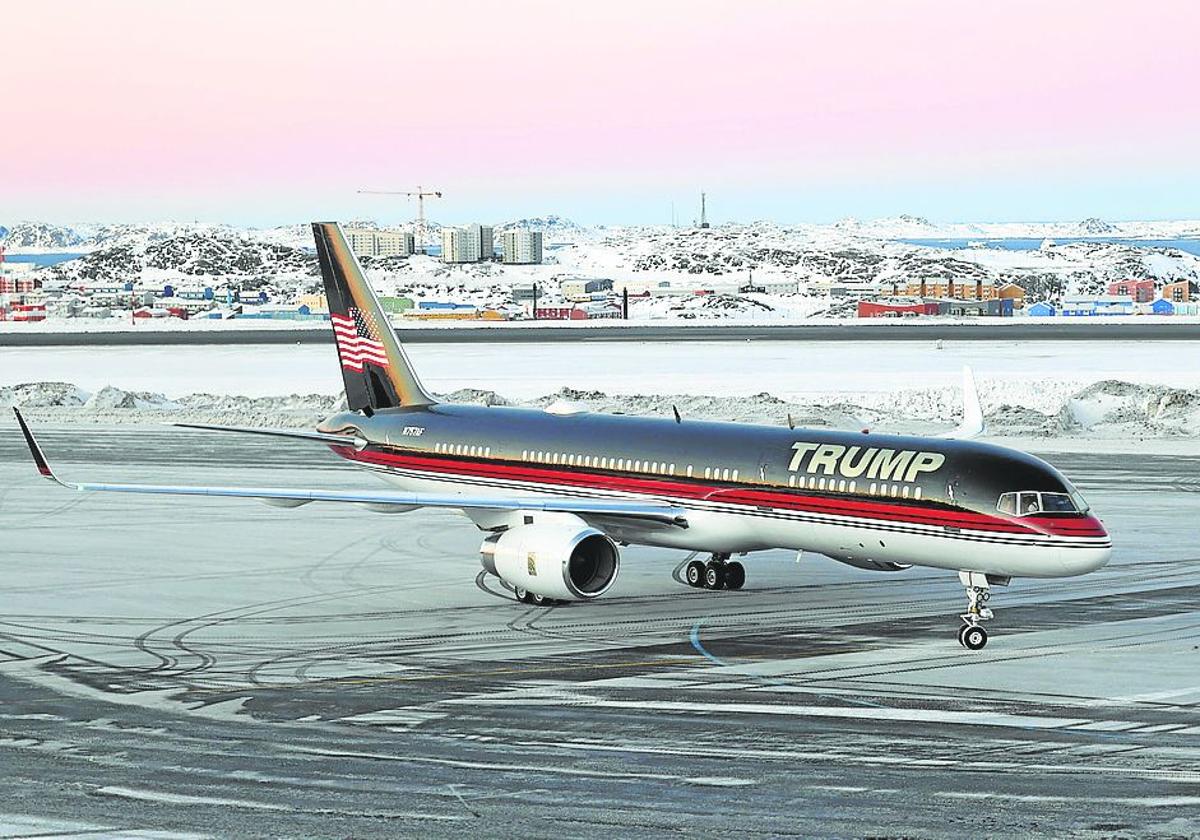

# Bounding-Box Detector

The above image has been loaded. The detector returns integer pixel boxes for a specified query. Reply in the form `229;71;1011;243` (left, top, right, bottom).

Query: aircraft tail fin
312;222;435;413
938;365;986;439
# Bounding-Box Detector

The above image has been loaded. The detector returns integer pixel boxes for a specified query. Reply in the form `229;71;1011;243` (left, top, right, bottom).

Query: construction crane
358;186;443;254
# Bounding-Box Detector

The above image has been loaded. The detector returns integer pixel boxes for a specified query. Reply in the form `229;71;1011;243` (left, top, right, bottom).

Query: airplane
13;222;1112;651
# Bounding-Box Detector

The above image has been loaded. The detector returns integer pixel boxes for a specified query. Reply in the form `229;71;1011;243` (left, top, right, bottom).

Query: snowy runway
1;427;1198;837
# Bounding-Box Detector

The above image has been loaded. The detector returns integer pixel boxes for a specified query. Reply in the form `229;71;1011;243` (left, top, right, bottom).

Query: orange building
1161;280;1190;303
996;282;1027;308
904;280;998;300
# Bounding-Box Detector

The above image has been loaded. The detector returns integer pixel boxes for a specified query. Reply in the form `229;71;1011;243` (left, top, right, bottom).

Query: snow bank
8;379;1200;440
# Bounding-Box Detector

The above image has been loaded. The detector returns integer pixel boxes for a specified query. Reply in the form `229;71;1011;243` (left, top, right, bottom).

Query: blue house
1027;301;1056;317
1060;295;1135;317
1151;299;1176;315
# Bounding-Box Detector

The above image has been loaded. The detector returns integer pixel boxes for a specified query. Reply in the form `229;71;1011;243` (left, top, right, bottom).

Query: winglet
938;365;986;439
13;407;59;481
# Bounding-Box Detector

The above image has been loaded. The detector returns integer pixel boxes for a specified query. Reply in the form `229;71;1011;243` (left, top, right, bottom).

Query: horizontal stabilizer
175;422;366;450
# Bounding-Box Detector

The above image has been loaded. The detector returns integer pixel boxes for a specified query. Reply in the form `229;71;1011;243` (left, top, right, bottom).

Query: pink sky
4;0;1198;224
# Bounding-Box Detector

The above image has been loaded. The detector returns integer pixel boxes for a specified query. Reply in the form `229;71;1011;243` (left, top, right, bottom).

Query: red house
1108;279;1154;303
535;306;589;320
858;300;940;318
4;303;47;322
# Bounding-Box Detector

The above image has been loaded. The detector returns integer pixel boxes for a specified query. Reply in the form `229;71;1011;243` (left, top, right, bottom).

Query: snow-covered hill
496;215;592;243
41;232;316;288
836;215;1200;240
7;216;1200;317
1;222;87;250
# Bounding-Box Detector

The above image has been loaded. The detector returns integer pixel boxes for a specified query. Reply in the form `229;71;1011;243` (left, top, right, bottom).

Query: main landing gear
512;587;565;607
957;570;1004;650
685;554;745;591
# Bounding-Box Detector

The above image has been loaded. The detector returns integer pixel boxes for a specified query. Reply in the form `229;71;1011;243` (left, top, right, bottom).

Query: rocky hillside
40;233;317;286
1;222;86;249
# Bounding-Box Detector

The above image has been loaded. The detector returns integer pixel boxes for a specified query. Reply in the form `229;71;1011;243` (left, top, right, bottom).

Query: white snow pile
1;383;345;427
1059;380;1200;436
0;382;89;407
7;380;1200;439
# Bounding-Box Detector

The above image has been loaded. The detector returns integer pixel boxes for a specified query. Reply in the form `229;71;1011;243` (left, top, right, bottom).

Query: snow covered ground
6;339;1200;447
5;339;1200;400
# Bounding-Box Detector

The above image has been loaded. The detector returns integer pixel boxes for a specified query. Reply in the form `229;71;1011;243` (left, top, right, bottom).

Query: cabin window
568;454;576;465
849;481;856;493
838;480;846;492
669;463;676;475
732;469;739;482
818;478;826;490
902;486;910;498
914;487;922;499
522;450;528;460
650;462;658;473
789;475;796;487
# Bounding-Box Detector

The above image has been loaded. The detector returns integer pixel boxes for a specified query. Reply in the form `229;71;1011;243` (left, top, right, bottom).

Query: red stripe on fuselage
332;446;1107;539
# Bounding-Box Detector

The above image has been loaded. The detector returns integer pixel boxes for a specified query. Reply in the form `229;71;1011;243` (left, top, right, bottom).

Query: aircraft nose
1060;516;1111;575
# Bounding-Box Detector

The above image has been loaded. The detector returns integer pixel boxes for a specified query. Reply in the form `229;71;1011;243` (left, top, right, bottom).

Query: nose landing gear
685;554;745;591
958;570;1001;650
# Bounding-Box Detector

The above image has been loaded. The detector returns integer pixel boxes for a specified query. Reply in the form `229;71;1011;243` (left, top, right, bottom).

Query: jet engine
480;520;620;601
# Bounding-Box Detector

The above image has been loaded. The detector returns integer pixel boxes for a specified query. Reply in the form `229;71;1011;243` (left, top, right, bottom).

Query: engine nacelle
480;520;620;601
828;554;912;573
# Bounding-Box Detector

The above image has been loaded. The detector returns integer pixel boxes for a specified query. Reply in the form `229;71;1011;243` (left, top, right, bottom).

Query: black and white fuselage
319;402;1111;580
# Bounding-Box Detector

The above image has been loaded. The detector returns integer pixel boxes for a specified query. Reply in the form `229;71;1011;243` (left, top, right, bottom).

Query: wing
13;409;687;528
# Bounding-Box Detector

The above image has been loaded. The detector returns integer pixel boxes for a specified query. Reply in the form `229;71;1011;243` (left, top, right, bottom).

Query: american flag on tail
330;307;390;372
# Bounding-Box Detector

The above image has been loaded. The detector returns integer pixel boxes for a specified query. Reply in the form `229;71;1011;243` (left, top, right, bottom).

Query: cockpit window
998;491;1085;516
997;492;1017;515
1040;493;1078;513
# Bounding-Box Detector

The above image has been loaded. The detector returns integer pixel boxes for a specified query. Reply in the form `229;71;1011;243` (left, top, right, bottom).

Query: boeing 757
13;222;1112;650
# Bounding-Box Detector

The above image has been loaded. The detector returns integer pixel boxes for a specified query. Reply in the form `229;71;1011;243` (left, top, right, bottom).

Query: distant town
2;212;1199;326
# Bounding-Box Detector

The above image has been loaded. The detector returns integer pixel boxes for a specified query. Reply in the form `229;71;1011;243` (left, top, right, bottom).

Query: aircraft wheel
724;561;745;591
685;560;706;588
703;561;726;590
956;624;969;647
530;592;547;606
962;624;988;651
514;586;531;604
